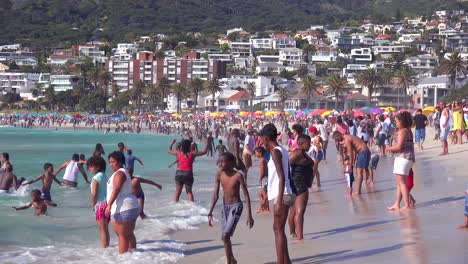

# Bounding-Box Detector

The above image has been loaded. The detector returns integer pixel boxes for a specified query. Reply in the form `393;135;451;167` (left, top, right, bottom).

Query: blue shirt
125;154;139;169
91;172;108;205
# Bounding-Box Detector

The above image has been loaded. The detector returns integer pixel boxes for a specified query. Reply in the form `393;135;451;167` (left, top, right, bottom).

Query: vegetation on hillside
0;0;463;47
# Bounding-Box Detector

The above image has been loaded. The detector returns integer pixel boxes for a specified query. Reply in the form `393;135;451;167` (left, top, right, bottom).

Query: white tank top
267;146;293;201
63;161;80;182
106;168;139;215
440;110;447;128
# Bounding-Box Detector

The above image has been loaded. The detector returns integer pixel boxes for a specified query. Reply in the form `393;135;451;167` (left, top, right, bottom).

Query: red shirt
177;152;194;171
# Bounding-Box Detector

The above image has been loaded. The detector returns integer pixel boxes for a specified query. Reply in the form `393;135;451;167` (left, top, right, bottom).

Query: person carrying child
207;152;254;264
13;189;47;216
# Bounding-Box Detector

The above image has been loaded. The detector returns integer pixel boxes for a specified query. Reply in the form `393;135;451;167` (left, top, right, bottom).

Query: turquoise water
0;128;214;263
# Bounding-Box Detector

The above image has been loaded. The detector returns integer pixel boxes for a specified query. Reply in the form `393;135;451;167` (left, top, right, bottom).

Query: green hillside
0;0;464;47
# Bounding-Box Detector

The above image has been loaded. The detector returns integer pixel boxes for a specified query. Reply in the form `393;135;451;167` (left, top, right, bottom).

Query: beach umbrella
321;110;333;117
239;111;250;117
360;106;374;111
354;109;365;117
310;109;326;116
296;111;304;118
371;108;384;114
380;106;396;112
255;110;263;114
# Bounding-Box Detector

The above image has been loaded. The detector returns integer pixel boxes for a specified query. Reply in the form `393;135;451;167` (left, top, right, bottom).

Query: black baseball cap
258;123;278;139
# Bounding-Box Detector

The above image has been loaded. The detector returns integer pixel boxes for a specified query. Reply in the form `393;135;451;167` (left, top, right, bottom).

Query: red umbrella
310;109;326;116
354;109;365;117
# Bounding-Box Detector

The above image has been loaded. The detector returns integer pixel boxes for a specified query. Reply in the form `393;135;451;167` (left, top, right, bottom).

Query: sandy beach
172;128;468;264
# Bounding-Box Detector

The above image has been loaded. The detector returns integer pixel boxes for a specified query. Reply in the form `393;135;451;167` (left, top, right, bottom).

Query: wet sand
173;129;468;264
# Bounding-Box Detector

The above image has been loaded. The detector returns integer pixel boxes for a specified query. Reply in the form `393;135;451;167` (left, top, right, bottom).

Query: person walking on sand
333;131;370;195
207;152;254;264
413;109;428;150
168;138;208;202
386;111;415;211
242;129;256;179
439;102;450;155
228;129;247;175
258;123;295;264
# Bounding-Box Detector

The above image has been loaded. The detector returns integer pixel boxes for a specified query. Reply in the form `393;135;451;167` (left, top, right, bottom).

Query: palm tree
189;78;204;114
171;83;189;114
44;86;56;111
145;84;160;112
156;77;170;111
356;68;384;106
327;75;347;110
394;66;416;109
99;71;112;98
132;81;145;114
276;87;289;112
88;67;101;91
441;52;467;95
245;82;256;113
111;83;120;98
205;78;222;111
302;76;317;109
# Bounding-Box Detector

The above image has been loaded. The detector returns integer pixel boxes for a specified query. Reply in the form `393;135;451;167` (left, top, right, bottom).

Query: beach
173;129;468;264
1;126;467;263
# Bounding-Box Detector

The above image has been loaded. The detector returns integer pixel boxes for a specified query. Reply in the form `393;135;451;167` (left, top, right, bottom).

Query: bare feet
256;208;262;214
353;191;361;196
400;206;410;211
290;233;297;239
387;204;400;211
140;213;147;220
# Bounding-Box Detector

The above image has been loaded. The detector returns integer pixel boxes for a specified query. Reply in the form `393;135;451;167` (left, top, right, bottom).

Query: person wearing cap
258;123;295;264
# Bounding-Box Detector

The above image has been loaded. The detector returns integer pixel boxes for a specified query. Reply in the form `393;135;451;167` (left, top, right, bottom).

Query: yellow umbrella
380;106;396;112
321;110;333;117
423;106;436;112
239;111;250;117
172;113;181;118
255;110;263;114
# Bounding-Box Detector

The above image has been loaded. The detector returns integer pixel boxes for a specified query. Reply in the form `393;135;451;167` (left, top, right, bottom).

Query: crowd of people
1;102;467;263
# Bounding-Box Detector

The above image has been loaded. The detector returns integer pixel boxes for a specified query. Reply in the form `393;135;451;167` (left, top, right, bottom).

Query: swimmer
55;154;90;187
12;189;47;216
0;164;24;193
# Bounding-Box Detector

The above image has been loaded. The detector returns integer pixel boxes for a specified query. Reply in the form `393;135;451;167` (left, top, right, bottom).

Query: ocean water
0;127;219;264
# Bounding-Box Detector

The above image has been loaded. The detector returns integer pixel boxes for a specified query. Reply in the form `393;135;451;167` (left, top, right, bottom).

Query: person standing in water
125;149;144;177
206;132;216;157
93;143;106;158
55;154;90;187
168;139;208;202
87;156;110;248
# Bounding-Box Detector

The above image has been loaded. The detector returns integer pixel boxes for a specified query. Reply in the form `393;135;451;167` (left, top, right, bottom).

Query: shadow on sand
304;219;404;240
416;196;464;209
281;243;413;264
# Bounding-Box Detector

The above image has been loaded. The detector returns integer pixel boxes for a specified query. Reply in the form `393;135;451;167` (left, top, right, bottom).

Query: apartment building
250;38;274;50
78;44;107;63
350;48;373;64
404;54;438;71
50;75;80;91
279;48;303;65
229;42;252;57
311;46;337;62
272;34;296;50
372;45;406;58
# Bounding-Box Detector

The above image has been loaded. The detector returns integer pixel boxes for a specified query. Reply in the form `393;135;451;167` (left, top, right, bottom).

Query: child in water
456;181;468;230
207;152;254;264
254;147;269;214
368;152;380;185
12;189;47;216
131;176;162;219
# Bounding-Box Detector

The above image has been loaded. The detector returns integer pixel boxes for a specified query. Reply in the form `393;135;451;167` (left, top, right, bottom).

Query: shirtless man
333;131;371;195
23;163;60;207
439;102;450;155
228;129;247;176
206;132;216;157
207;152;254;264
0;165;23;193
54;154;90;187
0;152;11;173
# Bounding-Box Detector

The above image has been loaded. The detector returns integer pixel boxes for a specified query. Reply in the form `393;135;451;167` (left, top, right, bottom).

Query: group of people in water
2;107;468;263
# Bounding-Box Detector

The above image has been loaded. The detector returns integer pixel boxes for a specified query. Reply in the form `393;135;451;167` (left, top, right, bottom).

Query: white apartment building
0;44;21;52
208;54;233;62
372;45;406;58
343;64;369;84
350;48;373;64
279;48;303;65
220;75;275;97
404;54;438;70
311;46;337;62
0;72;38;95
79;45;107;63
398;34;422;43
272;36;296;50
229;42;252;57
112;43;138;60
257;55;280;64
50;75;80;91
107;59;135;91
250;38;274;50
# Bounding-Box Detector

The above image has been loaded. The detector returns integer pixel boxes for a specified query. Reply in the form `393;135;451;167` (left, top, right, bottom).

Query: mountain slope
0;0;464;47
